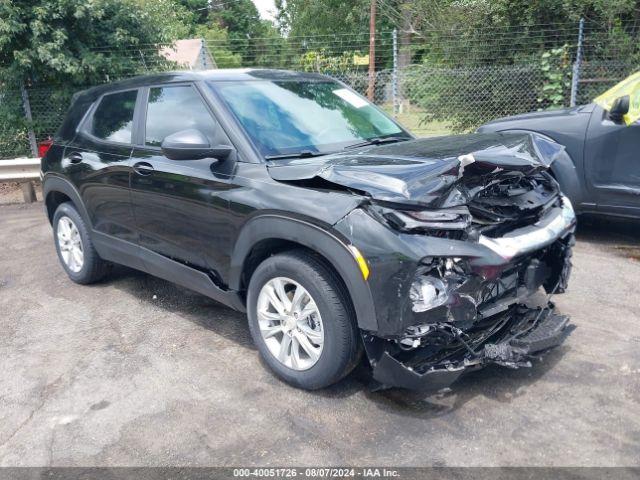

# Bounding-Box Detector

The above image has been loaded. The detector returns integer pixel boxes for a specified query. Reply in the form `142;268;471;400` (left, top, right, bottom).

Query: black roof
77;69;333;99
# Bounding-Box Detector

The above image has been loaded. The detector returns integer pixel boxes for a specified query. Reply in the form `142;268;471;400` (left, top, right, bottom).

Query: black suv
42;70;576;391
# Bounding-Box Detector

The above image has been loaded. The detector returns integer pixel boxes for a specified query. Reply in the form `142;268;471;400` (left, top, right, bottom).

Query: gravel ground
0;182;42;204
0;202;639;467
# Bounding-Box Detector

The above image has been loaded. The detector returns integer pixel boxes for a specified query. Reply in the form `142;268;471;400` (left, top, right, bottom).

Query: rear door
129;83;236;275
65;88;140;243
584;104;640;216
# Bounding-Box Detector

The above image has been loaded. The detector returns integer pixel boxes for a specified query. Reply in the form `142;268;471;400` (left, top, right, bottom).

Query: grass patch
381;103;452;138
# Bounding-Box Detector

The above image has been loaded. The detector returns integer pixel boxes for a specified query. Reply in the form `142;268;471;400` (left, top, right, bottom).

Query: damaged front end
363;305;572;392
326;133;577;392
269;132;576;391
358;211;575;392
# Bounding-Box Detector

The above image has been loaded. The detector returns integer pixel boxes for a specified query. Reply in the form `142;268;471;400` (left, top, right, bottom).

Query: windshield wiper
264;150;328;160
344;136;410;150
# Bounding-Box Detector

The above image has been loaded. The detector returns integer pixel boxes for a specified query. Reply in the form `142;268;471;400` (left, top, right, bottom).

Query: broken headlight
409;258;468;313
385;207;471;231
409;276;448;311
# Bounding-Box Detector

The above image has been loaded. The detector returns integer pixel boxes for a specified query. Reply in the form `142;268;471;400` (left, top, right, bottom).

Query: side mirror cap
161;129;233;161
609;95;630;122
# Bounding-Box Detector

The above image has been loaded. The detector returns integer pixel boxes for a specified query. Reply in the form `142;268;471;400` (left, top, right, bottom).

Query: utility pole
20;82;38;158
392;28;399;117
570;18;585;107
367;0;376;101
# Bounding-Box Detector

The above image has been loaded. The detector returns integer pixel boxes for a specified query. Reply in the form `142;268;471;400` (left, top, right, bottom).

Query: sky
252;0;277;22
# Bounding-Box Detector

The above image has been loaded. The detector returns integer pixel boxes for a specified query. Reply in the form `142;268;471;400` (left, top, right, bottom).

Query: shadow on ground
577;215;640;247
97;265;252;347
318;345;570;420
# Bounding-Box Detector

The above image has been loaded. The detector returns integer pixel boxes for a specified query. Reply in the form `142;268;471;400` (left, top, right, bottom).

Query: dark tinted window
145;85;216;147
89;90;138;143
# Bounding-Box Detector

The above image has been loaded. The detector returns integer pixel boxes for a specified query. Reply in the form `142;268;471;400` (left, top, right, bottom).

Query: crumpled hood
267;132;565;207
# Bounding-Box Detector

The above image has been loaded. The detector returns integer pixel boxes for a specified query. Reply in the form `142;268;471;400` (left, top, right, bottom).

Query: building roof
159;39;215;70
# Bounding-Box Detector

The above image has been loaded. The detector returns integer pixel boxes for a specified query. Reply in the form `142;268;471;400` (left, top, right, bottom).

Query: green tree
176;0;211;25
194;23;243;68
204;0;284;66
0;0;191;86
275;0;372;37
274;0;404;71
538;45;572;109
136;0;194;41
0;0;192;158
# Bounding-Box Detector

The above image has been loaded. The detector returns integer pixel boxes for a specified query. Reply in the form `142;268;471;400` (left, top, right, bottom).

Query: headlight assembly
384;206;471;231
409;276;448;312
409;258;468;313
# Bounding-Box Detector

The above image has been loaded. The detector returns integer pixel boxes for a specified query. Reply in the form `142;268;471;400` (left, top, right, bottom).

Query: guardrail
0;158;41;203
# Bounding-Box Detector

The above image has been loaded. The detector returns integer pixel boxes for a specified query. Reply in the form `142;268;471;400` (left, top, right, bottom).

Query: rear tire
53;202;110;284
247;250;361;390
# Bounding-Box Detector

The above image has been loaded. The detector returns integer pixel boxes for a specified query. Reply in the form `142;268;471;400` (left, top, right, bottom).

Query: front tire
247;250;361;390
53;202;110;284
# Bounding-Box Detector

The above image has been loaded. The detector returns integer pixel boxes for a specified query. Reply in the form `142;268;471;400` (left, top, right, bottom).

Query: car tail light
38;138;53;158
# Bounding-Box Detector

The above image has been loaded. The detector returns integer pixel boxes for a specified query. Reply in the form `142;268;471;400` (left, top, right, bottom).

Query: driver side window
145;85;217;147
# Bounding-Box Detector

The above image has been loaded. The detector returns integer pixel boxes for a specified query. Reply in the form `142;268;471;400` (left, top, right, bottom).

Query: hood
267;132;565;207
481;104;594;126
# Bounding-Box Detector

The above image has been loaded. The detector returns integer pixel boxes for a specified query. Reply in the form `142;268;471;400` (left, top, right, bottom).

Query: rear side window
89;90;138;143
145;85;216;147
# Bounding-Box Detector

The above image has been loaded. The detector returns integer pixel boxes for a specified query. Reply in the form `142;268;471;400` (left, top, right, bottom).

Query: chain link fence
329;65;547;136
1;21;638;159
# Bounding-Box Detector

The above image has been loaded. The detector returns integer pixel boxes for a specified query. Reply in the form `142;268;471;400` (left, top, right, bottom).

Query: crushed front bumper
364;305;572;392
334;194;576;391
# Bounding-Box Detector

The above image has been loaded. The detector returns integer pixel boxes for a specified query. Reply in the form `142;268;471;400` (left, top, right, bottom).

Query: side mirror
161;129;234;161
609;95;630;122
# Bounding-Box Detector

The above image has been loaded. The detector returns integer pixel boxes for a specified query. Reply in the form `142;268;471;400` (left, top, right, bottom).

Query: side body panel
227;212;377;331
44;87;139;243
219;162;362;282
129;150;237;272
583;104;640;216
64;137;136;242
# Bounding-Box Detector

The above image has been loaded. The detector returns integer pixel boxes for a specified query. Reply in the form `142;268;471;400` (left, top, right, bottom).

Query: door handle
68;152;83;164
133;161;154;175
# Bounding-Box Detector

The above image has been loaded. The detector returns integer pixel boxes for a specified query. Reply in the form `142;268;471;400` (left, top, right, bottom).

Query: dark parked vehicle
478;88;640;219
42;70;575;391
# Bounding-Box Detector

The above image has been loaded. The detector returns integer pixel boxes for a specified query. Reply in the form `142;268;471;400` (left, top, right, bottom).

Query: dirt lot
0;182;43;204
0;202;639;467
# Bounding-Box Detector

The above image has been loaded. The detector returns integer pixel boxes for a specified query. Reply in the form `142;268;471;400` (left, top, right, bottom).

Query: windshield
209;80;407;157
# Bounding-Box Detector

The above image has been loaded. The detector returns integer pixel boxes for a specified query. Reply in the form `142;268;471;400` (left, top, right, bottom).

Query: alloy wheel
57;216;84;273
256;277;324;371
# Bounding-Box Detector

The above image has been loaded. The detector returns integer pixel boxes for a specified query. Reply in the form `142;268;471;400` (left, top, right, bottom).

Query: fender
228;214;378;331
42;174;93;227
548;149;584;209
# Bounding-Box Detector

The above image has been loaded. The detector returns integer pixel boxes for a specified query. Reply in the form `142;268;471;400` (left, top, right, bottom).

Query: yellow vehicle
594;71;640;125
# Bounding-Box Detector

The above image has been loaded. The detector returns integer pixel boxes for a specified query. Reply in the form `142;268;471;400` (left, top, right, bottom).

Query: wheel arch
43;175;92;227
229;215;378;332
547;150;584;208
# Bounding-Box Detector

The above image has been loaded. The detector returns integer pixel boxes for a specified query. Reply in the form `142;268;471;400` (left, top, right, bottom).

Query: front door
584;104;640;216
129;83;236;276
